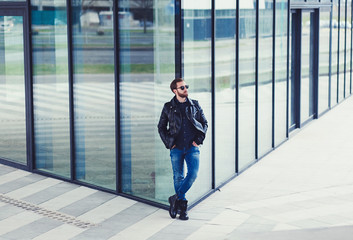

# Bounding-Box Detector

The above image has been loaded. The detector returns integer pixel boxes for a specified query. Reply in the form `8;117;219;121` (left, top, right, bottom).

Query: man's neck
176;96;186;103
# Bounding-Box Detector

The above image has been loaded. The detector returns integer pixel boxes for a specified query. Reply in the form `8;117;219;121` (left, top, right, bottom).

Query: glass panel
32;0;70;177
0;15;26;164
258;0;273;157
71;0;115;189
181;0;212;203
289;13;294;128
120;0;176;204
215;0;236;186
318;8;331;114
239;0;256;170
301;11;314;123
346;0;352;97
332;1;339;106
339;1;346;101
274;0;288;146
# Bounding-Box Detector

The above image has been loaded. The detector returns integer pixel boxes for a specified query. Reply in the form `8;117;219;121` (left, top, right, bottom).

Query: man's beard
178;92;188;98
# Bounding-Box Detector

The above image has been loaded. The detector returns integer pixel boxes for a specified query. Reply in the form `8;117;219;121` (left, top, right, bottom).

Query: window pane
346;0;352;97
258;0;273;157
339;1;346;101
182;0;212;203
239;0;256;170
215;0;236;185
319;9;331;114
301;11;314;123
0;15;26;164
71;1;116;190
332;2;339;106
32;0;70;177
274;0;288;146
120;0;176;204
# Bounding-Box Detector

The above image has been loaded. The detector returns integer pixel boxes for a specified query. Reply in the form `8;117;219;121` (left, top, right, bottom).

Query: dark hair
170;78;184;92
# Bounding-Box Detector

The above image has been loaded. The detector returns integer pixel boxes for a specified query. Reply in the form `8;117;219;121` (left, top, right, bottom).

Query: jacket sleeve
194;101;208;145
158;104;172;149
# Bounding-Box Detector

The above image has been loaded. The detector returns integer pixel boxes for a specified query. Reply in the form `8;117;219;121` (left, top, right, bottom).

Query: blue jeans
170;146;200;200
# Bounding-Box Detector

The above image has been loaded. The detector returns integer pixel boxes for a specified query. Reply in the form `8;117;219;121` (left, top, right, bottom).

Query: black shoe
168;194;178;219
179;200;189;221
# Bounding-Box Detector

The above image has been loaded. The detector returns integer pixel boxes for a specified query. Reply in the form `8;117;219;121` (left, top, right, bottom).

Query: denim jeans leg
177;146;200;200
170;148;184;198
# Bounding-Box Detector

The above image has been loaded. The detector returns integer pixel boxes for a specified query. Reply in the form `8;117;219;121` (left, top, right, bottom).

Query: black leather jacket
158;97;208;149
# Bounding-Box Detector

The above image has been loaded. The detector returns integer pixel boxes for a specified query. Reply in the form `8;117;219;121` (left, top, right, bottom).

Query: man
158;78;208;220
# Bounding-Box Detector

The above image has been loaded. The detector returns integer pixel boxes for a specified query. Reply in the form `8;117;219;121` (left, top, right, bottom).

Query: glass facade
275;0;288;145
0;14;26;164
215;1;236;185
332;1;339;106
120;0;176;203
31;0;71;177
318;7;331;114
258;0;273;157
239;0;256;170
71;0;116;189
182;0;212;202
1;0;353;207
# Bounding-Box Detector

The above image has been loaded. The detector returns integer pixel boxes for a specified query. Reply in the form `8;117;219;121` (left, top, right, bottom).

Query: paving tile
60;191;116;217
22;182;79;205
71;203;158;240
39;186;97;211
2;217;62;240
0;204;24;221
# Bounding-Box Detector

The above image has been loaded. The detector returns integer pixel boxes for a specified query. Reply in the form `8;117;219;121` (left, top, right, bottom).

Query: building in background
0;0;351;208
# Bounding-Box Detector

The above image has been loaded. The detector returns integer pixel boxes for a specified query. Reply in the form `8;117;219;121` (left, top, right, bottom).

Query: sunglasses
176;85;189;90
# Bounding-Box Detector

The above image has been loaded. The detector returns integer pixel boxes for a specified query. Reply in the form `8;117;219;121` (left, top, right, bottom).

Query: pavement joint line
0;193;96;229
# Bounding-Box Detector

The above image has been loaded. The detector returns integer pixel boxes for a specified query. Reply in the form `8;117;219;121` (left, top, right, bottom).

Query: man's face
174;81;188;98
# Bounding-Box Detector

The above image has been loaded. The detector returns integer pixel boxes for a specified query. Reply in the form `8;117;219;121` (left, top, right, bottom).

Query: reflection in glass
318;9;331;114
215;0;236;186
182;0;212;203
345;0;352;97
120;0;176;204
71;1;116;189
258;0;273;157
331;2;339;106
0;15;26;164
274;0;288;146
301;12;314;123
32;0;70;177
239;0;256;170
339;1;346;101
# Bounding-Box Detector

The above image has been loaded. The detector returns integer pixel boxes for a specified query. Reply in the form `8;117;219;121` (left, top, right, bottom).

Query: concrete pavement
1;96;353;239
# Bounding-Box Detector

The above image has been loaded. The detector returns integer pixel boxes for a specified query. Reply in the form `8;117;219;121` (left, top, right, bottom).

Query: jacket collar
171;96;194;106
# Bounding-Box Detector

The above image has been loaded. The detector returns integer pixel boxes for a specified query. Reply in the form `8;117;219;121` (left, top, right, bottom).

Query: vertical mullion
66;0;75;181
255;0;259;159
351;1;353;94
175;0;182;78
235;0;239;174
344;0;348;98
114;0;121;193
328;6;332;108
337;0;340;103
272;0;276;148
211;0;215;189
286;1;290;137
25;1;34;171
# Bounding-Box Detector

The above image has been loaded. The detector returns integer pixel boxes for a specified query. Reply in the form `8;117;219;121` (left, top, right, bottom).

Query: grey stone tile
0;165;16;175
2;217;63;240
0;174;45;193
0;204;24;221
60;191;116;217
71;202;157;240
148;220;204;240
23;182;79;205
